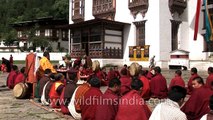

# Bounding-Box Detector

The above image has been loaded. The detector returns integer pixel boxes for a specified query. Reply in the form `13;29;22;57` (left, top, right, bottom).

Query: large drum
92;60;100;72
129;62;140;77
13;83;29;99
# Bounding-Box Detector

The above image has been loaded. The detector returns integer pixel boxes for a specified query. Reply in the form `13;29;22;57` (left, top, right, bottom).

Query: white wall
0;52;67;61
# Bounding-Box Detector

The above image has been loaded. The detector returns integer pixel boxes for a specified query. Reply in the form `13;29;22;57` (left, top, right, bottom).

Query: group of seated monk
6;59;213;120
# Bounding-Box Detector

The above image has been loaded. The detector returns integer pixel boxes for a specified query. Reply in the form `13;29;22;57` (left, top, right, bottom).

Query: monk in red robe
60;69;77;114
139;70;150;100
116;78;151;120
169;70;185;90
14;67;25;86
146;67;154;80
119;68;131;95
206;67;213;88
181;77;213;120
6;65;18;89
38;69;52;98
114;66;121;79
25;51;37;98
81;77;102;120
187;67;200;94
107;67;117;82
95;78;121;120
150;66;168;99
49;73;64;108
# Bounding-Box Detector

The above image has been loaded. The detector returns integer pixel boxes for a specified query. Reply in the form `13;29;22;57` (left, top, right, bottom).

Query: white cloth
149;99;187;120
68;86;81;120
200;114;207;120
34;52;39;75
41;81;49;106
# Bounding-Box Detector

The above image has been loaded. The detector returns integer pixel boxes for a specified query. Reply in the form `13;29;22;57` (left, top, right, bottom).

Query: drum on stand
13;83;29;99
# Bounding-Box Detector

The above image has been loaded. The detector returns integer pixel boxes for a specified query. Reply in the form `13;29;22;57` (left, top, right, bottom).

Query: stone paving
0;67;209;120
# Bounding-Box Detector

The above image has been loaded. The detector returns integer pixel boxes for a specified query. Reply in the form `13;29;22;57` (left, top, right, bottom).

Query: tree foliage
0;0;69;40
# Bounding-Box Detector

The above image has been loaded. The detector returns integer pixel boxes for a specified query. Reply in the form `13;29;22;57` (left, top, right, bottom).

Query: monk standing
181;77;213;120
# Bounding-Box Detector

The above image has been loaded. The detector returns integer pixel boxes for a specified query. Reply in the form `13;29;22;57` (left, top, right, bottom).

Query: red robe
14;73;25;86
107;70;117;82
187;73;199;94
6;70;18;89
206;73;213;88
139;76;151;100
120;75;131;95
146;70;153;80
181;86;213;120
150;73;168;99
115;90;151;120
95;89;119;120
81;87;102;120
169;76;185;90
95;70;107;86
25;52;36;83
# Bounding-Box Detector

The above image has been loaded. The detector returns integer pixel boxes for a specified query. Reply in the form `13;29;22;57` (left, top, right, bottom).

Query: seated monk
116;78;151;120
49;73;64;108
181;77;213;120
7;65;18;89
80;77;102;120
119;68;131;95
169;70;185;90
139;70;151;100
14;67;25;86
60;69;77;114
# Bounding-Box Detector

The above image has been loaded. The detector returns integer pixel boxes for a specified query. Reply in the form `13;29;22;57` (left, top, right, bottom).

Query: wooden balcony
93;1;115;20
169;0;187;14
128;0;148;17
72;14;84;23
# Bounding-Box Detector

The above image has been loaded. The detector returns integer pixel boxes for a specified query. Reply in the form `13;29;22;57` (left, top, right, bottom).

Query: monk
107;67;117;82
116;78;151;120
60;69;77;114
206;67;213;88
49;73;64;108
150;66;168;99
92;60;106;86
37;51;56;80
14;67;25;86
187;67;200;94
6;65;18;89
9;54;13;67
139;70;150;100
80;77;102;120
95;78;121;120
119;68;131;95
114;66;121;79
25;50;37;98
181;77;213;120
38;69;52;99
169;70;185;90
150;86;187;120
2;57;11;72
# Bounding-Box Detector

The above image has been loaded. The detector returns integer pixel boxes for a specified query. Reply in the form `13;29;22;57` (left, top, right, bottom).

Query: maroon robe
146;70;153;80
139;76;151;100
181;86;213;120
95;89;119;120
6;70;18;89
169;76;185;90
107;70;117;81
187;73;199;94
206;73;213;88
115;90;151;120
14;73;25;86
114;71;121;79
120;75;131;95
95;70;107;86
150;73;168;99
81;87;102;120
60;81;77;114
38;76;50;97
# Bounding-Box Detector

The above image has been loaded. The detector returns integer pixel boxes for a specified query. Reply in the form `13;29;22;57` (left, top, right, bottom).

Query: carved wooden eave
169;0;187;15
72;14;84;23
93;1;116;20
128;0;149;18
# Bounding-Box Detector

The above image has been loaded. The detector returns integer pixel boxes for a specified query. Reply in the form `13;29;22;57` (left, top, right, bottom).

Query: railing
93;2;115;15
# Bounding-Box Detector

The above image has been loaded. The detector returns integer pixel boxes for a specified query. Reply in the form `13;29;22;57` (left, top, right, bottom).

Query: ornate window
35;30;40;36
72;0;84;22
93;0;116;20
134;21;146;46
171;20;181;51
45;29;52;37
128;0;149;18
